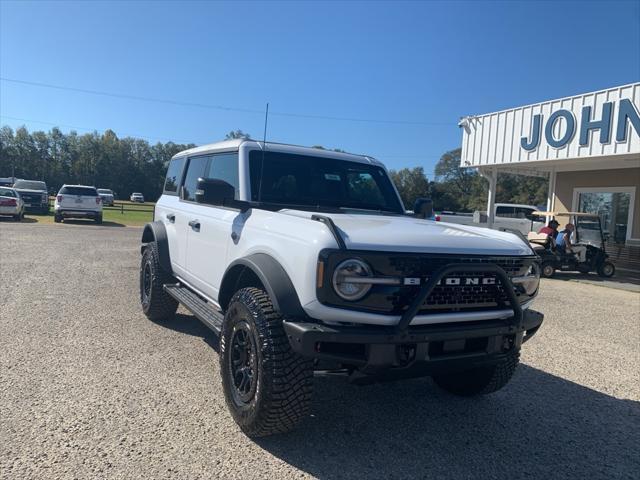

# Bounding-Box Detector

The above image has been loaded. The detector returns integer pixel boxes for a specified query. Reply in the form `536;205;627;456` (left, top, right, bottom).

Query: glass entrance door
577;191;631;243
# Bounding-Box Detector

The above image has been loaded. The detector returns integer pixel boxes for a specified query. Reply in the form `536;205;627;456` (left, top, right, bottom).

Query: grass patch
18;208;153;227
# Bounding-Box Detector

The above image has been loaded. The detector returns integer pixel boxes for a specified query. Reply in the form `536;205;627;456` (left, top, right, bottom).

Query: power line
0;115;198;145
0;77;456;127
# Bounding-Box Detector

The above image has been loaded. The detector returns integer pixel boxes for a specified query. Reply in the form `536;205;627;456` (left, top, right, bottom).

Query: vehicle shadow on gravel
256;365;639;479
152;312;220;351
0;216;37;223
61;219;126;227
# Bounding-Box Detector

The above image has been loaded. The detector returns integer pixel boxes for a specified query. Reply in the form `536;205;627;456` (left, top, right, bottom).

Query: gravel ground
1;222;639;480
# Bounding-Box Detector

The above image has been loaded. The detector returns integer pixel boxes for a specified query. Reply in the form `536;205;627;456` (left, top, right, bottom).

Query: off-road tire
95;215;103;225
541;262;555;278
140;241;178;321
220;287;313;437
54;214;62;223
432;350;520;396
597;261;615;278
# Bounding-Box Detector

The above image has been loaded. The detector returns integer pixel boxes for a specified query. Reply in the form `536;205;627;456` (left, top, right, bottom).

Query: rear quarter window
59;186;98;196
164;157;186;194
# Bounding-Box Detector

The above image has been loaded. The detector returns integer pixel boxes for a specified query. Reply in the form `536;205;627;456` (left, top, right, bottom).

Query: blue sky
1;0;639;176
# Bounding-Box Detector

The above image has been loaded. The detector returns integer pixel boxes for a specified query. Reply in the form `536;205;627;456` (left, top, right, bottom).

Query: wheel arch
219;253;305;318
141;221;172;273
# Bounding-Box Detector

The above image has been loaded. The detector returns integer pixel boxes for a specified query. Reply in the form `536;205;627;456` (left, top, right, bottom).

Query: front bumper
286;261;543;379
284;309;543;377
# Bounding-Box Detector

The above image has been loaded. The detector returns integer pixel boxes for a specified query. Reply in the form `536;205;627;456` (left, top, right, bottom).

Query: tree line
0;125;195;199
390;148;547;212
0;125;546;209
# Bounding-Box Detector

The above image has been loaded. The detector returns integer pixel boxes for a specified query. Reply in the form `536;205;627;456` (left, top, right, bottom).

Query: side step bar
164;284;224;335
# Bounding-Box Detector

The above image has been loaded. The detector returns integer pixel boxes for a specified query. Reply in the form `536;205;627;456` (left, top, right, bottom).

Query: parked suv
130;192;144;203
97;188;115;206
54;185;103;223
12;179;49;213
139;139;543;437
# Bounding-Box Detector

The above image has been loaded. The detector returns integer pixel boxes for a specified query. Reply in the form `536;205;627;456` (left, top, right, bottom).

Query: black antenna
257;102;269;203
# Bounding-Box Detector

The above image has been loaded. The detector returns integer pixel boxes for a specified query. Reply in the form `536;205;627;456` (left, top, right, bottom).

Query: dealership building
459;82;640;272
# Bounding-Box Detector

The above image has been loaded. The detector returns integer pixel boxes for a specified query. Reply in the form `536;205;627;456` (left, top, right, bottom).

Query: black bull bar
395;262;523;333
283;263;542;374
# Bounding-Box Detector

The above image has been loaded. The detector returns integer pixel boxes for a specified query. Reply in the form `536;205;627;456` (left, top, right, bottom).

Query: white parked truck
438;203;545;235
139;139;544;437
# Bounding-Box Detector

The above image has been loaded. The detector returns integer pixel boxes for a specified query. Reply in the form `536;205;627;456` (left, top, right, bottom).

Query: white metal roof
459;82;640;171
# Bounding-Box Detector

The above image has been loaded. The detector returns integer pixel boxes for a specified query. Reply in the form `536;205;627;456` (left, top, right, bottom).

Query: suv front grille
419;272;517;312
318;250;537;315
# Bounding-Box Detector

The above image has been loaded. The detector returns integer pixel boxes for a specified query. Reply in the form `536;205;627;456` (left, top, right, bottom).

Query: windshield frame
247;150;404;214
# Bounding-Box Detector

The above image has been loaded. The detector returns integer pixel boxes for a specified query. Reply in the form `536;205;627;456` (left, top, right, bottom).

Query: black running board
164;284;224;335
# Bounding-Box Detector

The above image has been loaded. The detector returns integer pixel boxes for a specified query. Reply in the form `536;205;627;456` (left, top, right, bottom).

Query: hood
281;210;532;256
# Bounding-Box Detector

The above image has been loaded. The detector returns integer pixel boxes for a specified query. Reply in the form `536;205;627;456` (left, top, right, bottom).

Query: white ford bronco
139;139;544;437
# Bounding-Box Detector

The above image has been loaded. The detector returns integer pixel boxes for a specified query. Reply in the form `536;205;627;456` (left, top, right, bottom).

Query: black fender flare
141;221;172;273
219;253;305;318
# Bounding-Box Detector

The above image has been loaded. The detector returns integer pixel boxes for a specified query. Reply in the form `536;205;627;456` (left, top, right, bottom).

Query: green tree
388;167;430;209
225;130;251;140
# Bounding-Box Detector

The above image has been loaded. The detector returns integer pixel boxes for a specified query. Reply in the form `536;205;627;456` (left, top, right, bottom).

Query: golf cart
527;211;616;279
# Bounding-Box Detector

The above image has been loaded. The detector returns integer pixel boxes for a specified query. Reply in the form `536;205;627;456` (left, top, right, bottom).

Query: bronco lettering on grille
403;276;497;286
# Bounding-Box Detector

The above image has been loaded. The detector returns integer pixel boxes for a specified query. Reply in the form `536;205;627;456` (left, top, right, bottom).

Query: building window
574;187;636;243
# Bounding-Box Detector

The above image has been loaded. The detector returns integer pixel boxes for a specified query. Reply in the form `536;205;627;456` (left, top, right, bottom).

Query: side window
164;157;186;194
515;207;535;220
496;206;515;217
207;152;239;199
182;156;210;202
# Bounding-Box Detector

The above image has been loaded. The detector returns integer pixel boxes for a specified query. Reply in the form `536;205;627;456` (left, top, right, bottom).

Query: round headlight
332;259;373;301
514;263;540;295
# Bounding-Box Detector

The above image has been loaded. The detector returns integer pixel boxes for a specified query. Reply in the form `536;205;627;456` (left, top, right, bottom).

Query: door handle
188;219;201;231
166;213;175;223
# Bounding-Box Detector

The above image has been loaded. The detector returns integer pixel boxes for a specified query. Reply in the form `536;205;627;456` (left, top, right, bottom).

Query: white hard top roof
495;203;538;210
173;139;385;167
62;184;97;188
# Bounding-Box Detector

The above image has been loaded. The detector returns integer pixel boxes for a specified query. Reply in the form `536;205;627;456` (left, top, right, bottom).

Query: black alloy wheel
228;320;259;405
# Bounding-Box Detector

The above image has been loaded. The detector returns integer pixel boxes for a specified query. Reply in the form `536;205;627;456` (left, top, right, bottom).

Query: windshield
97;189;113;194
0;187;17;197
576;217;603;246
248;151;403;214
14;180;46;191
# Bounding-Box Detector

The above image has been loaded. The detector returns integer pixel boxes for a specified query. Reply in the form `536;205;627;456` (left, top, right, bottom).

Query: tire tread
220;287;313;437
140;242;178;321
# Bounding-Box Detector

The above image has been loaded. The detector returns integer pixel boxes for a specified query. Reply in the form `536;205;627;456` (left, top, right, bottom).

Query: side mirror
413;197;434;219
195;178;249;211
